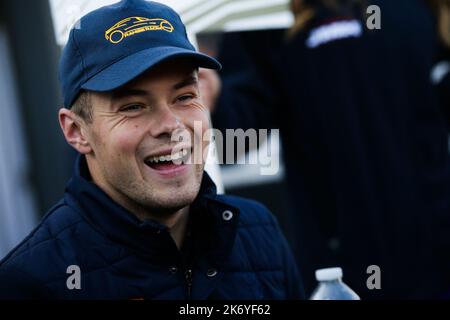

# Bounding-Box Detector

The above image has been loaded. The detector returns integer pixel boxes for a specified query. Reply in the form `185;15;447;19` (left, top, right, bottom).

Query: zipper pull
185;269;193;299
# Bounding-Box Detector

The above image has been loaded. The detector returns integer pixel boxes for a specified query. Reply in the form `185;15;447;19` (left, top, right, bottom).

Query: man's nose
149;105;184;138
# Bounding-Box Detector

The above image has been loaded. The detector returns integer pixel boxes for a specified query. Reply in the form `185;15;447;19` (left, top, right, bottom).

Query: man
0;0;303;299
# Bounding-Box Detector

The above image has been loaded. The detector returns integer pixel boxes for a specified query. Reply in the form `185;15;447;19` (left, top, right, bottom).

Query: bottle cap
315;267;343;281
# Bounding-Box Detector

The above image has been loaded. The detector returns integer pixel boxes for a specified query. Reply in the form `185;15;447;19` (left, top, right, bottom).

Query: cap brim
81;46;221;92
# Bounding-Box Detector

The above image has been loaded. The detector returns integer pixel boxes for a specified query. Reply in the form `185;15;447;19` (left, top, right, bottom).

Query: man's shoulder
1;200;83;263
0;200;102;286
214;194;278;229
212;194;304;300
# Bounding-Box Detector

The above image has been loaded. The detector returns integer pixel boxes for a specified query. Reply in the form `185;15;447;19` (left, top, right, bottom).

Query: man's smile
143;146;192;178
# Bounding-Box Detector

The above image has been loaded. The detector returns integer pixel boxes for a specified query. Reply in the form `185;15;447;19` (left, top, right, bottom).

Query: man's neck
105;187;191;250
120;199;190;250
134;206;191;250
86;158;190;249
110;193;191;250
166;206;190;250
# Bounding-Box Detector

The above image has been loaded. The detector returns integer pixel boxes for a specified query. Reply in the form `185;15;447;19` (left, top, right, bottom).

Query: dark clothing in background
434;46;450;128
212;0;450;299
0;155;303;300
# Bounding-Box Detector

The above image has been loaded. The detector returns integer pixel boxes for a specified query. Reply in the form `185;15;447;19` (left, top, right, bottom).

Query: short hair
71;91;93;123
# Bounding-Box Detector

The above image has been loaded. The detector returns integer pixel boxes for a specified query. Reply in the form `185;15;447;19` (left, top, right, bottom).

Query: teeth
146;149;189;164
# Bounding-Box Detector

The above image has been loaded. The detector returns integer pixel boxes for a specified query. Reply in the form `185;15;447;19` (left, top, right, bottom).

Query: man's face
83;60;210;218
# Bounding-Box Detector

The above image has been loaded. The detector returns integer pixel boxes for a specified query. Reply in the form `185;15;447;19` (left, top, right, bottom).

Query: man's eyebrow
173;75;198;90
111;88;148;100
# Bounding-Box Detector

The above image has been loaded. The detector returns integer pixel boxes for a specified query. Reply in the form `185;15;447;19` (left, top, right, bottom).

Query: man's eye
177;95;194;102
120;104;144;112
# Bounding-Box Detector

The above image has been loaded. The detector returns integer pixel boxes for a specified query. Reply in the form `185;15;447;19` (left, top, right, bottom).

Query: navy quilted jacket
0;156;303;300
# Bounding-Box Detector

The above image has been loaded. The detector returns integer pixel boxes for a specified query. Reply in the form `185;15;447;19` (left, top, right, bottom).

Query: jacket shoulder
0;201;86;297
0;200;116;294
0;200;83;265
214;194;304;299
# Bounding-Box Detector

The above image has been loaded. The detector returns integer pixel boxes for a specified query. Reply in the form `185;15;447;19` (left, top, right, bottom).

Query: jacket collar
64;154;239;266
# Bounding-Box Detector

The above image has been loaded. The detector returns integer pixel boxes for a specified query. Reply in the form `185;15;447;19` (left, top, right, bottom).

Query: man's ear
58;108;92;154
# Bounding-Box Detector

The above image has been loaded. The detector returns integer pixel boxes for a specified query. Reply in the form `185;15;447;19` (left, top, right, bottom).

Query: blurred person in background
204;0;450;298
430;0;450;128
429;0;450;299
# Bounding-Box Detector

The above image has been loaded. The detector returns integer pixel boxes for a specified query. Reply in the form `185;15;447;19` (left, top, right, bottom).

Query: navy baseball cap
59;0;221;107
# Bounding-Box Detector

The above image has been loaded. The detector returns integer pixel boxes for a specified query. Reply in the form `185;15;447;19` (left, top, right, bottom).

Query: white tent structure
49;0;293;46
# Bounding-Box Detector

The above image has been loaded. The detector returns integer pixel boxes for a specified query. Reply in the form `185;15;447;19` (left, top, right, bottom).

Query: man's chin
142;189;199;215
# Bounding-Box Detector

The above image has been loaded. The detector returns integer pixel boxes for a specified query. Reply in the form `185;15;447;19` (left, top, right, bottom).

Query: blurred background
1;0;450;299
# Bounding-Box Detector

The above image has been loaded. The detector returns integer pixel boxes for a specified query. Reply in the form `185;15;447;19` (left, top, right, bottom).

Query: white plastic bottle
309;267;361;300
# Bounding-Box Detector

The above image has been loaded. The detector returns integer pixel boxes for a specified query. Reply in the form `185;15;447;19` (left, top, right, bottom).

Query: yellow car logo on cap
105;17;174;44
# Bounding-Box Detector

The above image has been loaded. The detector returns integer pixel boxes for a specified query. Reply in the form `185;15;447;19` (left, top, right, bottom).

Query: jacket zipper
185;269;193;299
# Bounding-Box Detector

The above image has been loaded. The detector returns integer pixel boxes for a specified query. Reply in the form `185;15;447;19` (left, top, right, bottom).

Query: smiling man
0;0;303;300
